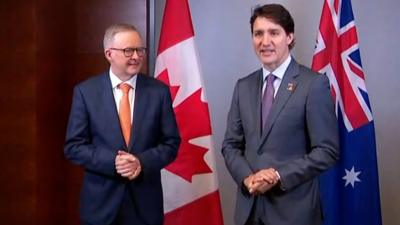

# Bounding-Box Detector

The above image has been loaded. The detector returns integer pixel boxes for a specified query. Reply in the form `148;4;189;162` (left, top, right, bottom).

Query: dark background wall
0;0;147;224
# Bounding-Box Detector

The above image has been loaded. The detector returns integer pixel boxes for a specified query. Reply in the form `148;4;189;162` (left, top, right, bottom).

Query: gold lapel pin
287;82;296;92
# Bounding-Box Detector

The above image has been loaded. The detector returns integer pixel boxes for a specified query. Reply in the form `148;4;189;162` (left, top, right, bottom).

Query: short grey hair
103;23;139;50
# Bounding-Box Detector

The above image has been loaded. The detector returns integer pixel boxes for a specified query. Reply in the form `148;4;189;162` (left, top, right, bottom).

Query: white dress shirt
262;55;292;97
109;68;137;123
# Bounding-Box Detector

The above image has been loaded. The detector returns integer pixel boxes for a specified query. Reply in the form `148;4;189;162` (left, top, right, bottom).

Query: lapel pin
287;82;296;92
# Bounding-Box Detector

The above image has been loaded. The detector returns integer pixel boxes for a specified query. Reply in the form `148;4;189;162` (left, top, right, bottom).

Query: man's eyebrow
253;29;264;32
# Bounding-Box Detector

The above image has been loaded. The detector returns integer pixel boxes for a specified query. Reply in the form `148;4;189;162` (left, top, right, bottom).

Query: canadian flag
154;0;224;225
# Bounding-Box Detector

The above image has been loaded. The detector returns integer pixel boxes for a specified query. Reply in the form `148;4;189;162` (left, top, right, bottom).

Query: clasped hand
244;168;279;195
115;150;141;180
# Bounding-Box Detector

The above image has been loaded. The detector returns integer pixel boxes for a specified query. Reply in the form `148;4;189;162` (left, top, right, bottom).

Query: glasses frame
109;47;147;57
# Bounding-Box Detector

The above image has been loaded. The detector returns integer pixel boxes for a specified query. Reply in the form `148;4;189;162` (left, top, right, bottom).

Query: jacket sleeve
136;85;181;174
64;85;118;177
222;81;254;187
277;74;340;191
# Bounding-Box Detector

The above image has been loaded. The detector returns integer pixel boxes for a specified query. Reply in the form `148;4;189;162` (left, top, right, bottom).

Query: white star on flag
342;166;361;188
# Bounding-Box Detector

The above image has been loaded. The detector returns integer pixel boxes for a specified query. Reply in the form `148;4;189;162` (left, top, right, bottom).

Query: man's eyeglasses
110;47;147;57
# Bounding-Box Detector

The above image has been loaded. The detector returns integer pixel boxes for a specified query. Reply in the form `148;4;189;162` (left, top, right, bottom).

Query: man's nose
261;34;271;45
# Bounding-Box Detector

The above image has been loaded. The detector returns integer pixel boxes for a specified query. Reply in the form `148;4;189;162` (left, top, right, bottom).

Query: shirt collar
109;68;137;89
262;55;292;81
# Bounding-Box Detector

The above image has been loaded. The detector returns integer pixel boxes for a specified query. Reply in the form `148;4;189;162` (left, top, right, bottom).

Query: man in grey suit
222;4;339;225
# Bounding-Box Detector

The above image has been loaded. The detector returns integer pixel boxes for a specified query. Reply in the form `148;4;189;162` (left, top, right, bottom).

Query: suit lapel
259;60;300;147
129;74;148;151
100;73;126;148
250;69;264;138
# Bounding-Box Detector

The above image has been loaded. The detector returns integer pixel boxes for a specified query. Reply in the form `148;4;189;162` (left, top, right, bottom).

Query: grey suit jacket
222;59;339;225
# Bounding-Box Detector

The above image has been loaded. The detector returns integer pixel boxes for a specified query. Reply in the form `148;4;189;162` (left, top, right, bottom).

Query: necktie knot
119;83;131;94
266;73;276;85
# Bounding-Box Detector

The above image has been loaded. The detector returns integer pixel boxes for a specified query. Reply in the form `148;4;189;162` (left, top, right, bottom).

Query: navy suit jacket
64;72;180;225
222;59;339;225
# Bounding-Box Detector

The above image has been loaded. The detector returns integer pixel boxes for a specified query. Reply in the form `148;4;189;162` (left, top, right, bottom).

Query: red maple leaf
157;69;179;101
157;70;213;182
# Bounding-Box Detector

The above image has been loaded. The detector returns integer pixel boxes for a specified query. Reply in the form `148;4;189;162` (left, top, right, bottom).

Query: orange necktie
118;83;132;146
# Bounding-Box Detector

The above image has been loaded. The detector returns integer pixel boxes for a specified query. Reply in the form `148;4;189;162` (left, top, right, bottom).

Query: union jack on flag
312;0;382;225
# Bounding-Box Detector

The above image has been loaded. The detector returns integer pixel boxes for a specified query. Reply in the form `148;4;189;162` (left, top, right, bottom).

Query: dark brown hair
250;4;295;49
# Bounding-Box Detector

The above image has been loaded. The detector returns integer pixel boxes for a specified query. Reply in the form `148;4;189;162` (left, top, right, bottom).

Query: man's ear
104;49;112;61
287;33;294;45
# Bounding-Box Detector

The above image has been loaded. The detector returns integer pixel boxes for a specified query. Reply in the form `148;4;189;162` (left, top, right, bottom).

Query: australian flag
311;0;382;225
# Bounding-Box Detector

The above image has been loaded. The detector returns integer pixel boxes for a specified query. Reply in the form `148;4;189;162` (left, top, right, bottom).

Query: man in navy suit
222;4;339;225
64;23;180;225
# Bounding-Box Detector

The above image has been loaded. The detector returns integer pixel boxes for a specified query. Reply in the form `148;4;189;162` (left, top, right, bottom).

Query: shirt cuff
275;170;286;191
